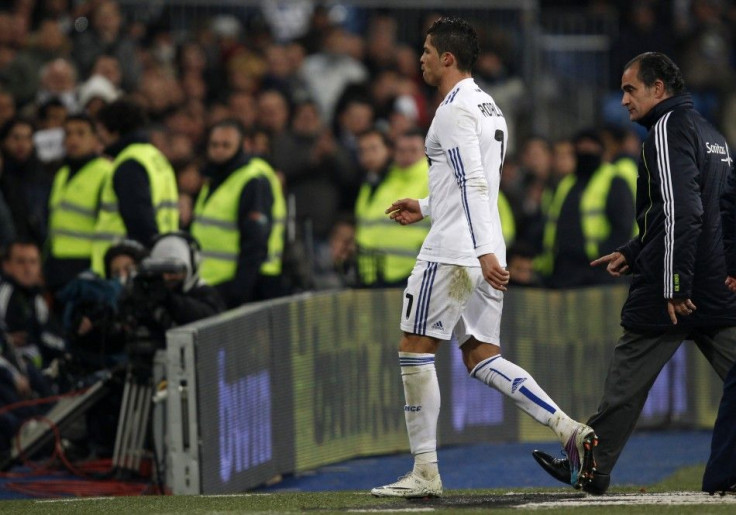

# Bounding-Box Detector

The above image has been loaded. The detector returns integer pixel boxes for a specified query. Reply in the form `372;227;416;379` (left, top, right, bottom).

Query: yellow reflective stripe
50;228;95;239
193;216;237;230
100;202;118;212
56;201;97;218
92;232;123;241
201;250;238;261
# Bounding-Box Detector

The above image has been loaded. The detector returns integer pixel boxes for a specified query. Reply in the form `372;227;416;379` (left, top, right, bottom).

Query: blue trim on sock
519;385;557;414
470;355;502;378
399;356;435;366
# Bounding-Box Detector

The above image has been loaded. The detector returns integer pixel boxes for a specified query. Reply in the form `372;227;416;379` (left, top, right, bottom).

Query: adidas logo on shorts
431;321;444;331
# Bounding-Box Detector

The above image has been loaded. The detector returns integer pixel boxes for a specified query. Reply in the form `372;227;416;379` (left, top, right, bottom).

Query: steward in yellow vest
355;129;430;286
498;190;516;245
45;115;112;293
191;120;286;308
90;101;179;275
536;130;635;288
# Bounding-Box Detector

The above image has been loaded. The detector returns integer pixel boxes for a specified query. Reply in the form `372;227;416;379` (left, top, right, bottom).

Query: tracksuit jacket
617;94;736;330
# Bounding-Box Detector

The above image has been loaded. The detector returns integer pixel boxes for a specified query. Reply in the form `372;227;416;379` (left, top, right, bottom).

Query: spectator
45;114;111;295
227;91;258;131
261;43;310;105
91;54;123;91
312;215;358;290
0;90;16;129
0;117;51;247
72;0;141;92
90;99;179;275
191;119;286;308
300;25;369;122
36;57;79;114
77;74;120;118
272;100;355;244
2;18;71;108
0;329;52;458
0;240;66;368
355;128;429;287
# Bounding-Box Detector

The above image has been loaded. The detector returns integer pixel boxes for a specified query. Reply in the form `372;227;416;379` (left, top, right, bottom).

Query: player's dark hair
426;17;479;73
96;99;148;136
625;52;686;96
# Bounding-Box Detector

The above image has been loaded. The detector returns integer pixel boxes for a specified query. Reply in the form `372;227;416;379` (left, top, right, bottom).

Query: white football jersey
418;77;508;267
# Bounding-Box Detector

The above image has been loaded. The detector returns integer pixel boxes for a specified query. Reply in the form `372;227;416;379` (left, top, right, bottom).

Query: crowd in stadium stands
0;0;735;459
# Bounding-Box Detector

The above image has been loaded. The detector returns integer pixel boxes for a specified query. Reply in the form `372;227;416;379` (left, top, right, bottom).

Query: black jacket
618;94;736;330
105;132;159;245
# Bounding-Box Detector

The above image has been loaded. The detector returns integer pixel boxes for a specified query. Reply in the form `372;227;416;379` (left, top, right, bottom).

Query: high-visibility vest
536;164;620;276
613;155;639;238
48;157;112;259
498;190;516;245
614;155;638;199
91;143;179;275
355;159;430;285
191;158;286;285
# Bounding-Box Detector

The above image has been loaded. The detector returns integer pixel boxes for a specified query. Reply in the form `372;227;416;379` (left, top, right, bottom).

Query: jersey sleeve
435;104;496;257
418;196;431;217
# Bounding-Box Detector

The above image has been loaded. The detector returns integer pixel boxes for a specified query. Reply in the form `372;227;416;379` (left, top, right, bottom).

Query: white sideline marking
35;493;272;504
349;509;435;513
36;497;114;503
519;491;736;509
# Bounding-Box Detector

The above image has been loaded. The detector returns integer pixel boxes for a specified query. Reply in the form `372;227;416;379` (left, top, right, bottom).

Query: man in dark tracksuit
532;52;736;494
703;165;736;494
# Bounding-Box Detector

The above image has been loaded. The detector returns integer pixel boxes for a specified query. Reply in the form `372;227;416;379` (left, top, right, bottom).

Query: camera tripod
112;341;166;478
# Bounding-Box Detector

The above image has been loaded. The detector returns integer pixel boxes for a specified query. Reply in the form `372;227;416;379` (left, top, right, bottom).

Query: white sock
399;352;440;476
470;355;560;425
547;410;583;445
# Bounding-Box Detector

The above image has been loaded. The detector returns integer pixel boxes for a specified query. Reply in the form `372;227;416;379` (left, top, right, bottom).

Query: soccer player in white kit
370;17;598;498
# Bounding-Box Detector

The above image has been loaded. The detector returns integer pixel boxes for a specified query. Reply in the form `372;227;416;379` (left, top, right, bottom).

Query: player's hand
590;252;629;277
726;276;736;292
479;253;510;291
667;298;697;325
386;198;423;225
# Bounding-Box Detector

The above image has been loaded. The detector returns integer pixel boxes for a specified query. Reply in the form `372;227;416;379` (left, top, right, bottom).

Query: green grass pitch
2;465;736;514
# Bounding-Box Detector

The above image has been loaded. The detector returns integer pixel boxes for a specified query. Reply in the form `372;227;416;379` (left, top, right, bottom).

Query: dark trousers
587;326;736;476
702;360;736;492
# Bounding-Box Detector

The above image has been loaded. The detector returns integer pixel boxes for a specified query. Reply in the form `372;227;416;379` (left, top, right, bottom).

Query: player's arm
437;105;496;256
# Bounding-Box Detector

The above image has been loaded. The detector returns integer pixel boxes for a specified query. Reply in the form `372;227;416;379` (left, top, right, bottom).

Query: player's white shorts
400;259;503;346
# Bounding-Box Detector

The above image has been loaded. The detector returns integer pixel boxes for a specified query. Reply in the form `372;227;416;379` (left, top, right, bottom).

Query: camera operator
56;239;149;373
119;231;225;344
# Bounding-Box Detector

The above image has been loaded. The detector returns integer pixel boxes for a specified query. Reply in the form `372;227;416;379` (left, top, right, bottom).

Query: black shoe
583;472;610;495
532;450;610;494
532;450;571;485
